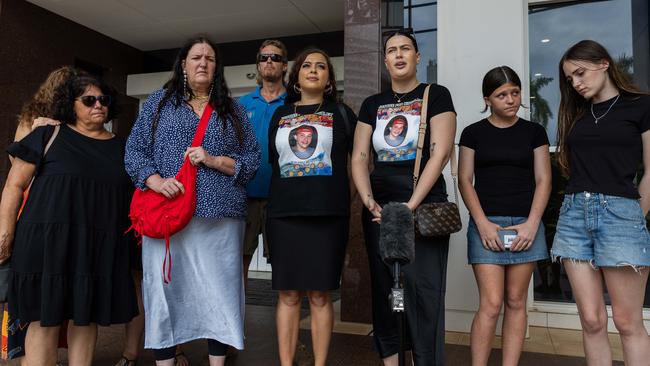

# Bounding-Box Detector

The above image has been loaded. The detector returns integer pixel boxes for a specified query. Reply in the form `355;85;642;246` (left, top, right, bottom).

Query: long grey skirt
142;217;245;350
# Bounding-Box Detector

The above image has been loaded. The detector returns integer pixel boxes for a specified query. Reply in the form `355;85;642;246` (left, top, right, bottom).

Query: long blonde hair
17;66;76;129
557;40;644;176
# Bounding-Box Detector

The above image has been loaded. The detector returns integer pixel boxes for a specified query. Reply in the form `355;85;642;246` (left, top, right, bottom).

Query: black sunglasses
78;95;112;107
259;53;284;63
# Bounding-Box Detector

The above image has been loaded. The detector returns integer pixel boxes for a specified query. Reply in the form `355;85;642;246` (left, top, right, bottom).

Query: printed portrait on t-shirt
372;99;421;161
289;125;317;159
384;115;408;147
275;111;334;178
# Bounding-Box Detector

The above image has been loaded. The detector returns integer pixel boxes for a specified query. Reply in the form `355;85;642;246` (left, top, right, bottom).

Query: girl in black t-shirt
351;29;456;366
553;40;650;364
458;66;551;366
266;48;356;366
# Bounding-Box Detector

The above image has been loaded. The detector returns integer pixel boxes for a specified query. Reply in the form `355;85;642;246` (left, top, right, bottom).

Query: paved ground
2;304;622;365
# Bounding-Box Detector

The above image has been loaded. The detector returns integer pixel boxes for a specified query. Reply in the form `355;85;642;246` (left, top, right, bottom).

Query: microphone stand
389;261;406;366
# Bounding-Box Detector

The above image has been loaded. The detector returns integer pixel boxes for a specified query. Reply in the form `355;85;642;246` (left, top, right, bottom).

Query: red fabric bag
127;104;213;283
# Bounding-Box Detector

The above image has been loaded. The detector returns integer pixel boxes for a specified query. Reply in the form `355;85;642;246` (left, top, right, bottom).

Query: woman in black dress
0;71;138;365
267;48;356;366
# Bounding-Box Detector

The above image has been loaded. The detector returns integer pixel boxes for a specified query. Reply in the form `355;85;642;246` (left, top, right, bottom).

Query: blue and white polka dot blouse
125;89;261;218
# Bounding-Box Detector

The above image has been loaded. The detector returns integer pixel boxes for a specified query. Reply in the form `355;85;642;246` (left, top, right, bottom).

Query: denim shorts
551;192;650;268
467;216;549;265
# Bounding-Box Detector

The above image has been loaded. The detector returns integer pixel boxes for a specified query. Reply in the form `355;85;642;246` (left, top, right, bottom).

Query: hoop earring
208;82;214;100
183;70;189;100
293;84;301;94
324;84;333;94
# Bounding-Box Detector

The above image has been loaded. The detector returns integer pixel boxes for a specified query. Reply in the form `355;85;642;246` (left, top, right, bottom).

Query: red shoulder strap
190;103;214;147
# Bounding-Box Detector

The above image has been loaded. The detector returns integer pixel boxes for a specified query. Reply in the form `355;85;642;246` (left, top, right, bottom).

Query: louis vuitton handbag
412;85;462;237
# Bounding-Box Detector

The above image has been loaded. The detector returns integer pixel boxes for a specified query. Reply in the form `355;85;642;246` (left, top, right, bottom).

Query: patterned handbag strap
412;85;459;205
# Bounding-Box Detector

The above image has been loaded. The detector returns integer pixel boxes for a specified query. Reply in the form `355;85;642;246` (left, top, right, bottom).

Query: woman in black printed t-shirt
267;48;356;366
458;66;551;366
553;40;650;364
351;29;456;366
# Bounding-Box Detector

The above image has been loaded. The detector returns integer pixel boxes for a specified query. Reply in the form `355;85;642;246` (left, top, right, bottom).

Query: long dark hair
286;48;338;105
53;69;118;124
153;36;243;144
481;66;522;113
557;40;644;175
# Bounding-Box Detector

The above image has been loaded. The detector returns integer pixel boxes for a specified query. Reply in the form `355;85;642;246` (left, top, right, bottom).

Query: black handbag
412;85;462;237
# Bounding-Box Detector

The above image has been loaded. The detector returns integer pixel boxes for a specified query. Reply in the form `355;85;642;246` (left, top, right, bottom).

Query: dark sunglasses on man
259;53;285;63
78;95;112;107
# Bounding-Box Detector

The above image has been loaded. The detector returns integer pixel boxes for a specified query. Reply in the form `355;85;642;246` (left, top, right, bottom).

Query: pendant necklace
393;89;414;103
591;94;620;124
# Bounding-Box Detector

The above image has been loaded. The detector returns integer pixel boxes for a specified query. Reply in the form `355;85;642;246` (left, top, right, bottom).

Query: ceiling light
541;39;550;43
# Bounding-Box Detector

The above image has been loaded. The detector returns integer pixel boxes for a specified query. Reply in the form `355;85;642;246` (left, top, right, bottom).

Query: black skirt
267;216;349;291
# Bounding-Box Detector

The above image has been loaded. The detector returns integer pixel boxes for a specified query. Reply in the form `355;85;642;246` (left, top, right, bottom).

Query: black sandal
116;355;137;366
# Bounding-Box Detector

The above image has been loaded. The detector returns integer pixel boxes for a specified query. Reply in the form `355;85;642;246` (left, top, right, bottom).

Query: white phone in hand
498;230;517;250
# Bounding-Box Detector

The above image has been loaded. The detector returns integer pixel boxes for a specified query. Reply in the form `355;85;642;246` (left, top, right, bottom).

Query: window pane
410;0;436;6
415;31;437;83
411;4;436;30
404;1;437;83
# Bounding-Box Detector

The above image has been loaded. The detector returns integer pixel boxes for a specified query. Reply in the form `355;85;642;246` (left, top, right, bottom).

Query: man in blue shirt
239;40;287;286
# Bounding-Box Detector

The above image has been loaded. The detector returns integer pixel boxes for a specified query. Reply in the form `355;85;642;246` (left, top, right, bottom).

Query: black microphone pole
379;202;414;366
389;261;406;366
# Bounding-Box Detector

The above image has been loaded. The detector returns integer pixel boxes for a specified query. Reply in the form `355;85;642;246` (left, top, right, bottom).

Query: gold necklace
393;89;416;103
294;100;323;115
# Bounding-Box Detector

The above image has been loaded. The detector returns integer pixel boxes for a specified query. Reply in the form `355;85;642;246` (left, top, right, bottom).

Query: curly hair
286;48;338;105
152;36;244;145
16;66;76;129
52;70;119;124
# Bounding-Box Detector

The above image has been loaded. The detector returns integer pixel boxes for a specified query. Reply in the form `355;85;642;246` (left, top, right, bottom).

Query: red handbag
127;103;213;283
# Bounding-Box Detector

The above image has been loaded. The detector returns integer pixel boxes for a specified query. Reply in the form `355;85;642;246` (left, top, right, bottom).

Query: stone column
340;0;382;324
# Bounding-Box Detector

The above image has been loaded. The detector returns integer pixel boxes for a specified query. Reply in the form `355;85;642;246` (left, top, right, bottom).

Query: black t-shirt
267;101;357;217
459;118;549;217
566;94;650;198
358;83;455;204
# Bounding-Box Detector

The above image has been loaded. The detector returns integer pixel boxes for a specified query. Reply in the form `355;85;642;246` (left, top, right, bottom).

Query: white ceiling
27;0;344;51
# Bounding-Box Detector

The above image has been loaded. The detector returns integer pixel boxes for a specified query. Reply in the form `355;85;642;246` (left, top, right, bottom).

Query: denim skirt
467;216;549;265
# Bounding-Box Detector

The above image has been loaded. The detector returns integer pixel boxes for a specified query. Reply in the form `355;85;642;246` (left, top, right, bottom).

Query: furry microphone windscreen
379;202;415;265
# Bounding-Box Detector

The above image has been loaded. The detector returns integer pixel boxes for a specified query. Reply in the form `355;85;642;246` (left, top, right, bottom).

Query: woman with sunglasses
0;70;138;365
553;40;650;365
267;48;356;366
351;29;457;365
125;36;259;366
